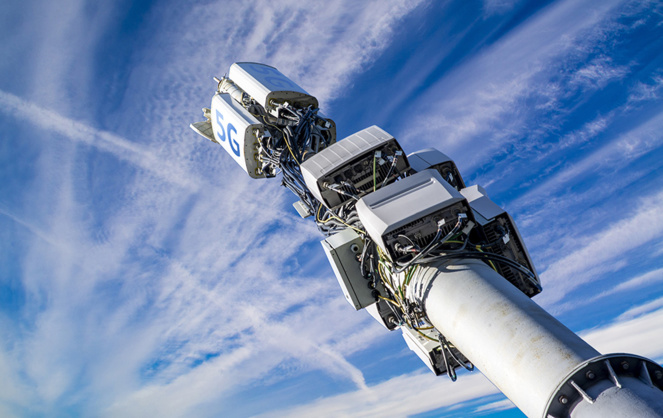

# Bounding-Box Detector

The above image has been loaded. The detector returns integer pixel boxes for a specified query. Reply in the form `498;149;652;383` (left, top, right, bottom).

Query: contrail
0;90;199;190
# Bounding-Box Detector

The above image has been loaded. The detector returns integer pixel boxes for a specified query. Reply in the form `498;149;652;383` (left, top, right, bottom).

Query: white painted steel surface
571;377;663;418
408;259;600;418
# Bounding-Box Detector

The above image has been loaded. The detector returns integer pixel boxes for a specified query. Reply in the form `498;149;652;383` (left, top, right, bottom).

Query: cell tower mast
191;63;663;417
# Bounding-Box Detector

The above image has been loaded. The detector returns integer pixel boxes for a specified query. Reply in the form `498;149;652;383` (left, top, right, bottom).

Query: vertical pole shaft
409;259;599;418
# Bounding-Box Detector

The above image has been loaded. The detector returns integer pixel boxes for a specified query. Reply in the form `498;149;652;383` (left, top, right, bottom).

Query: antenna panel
210;93;268;178
229;62;318;112
408;148;465;191
356;170;469;260
461;185;541;296
301;125;409;209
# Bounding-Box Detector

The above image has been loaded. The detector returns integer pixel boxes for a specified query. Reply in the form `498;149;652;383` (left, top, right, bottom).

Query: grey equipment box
301;125;409;209
407;148;465;191
321;228;376;310
401;324;471;377
460;185;541;296
356;169;470;261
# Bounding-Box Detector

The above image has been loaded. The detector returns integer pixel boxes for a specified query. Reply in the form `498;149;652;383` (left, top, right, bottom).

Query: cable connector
293;200;312;218
462;220;475;235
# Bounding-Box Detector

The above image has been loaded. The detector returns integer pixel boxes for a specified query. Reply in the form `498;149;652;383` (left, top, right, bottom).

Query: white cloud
610;268;663;293
473;398;515;413
558;113;612;149
397;0;628;167
569;56;631;89
553;267;663;314
0;90;199;190
582;302;663;360
535;187;663;307
616;296;663;321
258;371;500;418
0;0;121;118
259;299;663;418
628;75;663;103
482;0;520;16
512;106;663;228
0;341;32;411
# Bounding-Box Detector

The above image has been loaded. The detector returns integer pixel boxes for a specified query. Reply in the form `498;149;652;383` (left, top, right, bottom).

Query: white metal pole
570;375;663;418
408;258;663;418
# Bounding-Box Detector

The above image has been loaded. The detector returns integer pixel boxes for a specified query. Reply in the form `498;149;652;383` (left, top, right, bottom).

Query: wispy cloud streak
514;108;663;211
535;187;663;307
258;300;663;417
0;90;199;190
582;299;663;360
397;0;629;164
2;0;663;416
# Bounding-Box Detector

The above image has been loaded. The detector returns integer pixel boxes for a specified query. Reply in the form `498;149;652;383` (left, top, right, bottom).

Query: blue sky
1;0;663;416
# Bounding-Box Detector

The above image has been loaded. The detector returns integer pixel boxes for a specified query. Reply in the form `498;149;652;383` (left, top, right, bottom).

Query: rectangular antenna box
402;325;443;375
301;125;409;209
321;228;375;310
229;62;318;111
210;93;267;179
460;185;541;296
401;325;471;376
356;169;469;260
407;148;465;191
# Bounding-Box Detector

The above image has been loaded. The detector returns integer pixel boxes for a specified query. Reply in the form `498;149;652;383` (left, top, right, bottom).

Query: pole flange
544;353;663;418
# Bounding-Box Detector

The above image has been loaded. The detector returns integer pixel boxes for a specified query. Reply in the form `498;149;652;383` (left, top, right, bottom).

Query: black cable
438;334;474;382
394;216;465;273
420;251;538;284
360;238;372;278
470;224;508;250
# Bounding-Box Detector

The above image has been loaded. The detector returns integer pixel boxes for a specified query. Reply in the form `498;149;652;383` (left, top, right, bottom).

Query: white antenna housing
210;93;269;178
460;185;541;295
356;169;468;260
229;62;318;113
300;125;409;209
408;148;465;190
